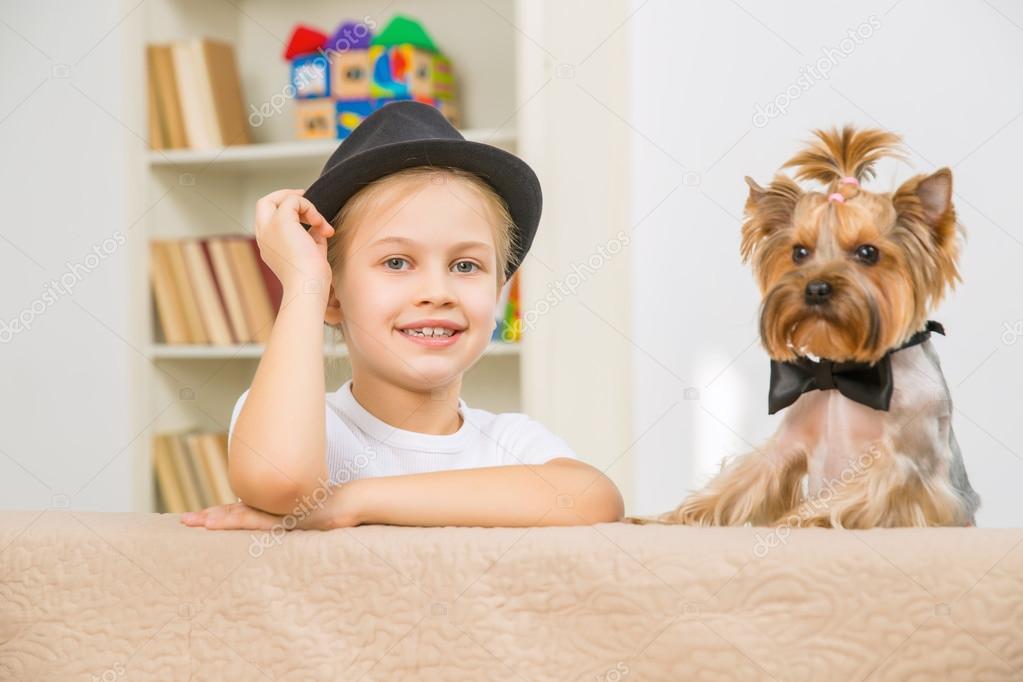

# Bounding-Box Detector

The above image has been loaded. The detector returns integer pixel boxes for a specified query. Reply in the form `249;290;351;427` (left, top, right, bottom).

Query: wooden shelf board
148;129;517;172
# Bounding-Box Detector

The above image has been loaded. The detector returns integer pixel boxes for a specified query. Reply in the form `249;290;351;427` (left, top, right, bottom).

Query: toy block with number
295;98;335;140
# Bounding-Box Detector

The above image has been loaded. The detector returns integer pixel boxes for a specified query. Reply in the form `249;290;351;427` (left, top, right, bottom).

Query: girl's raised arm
227;189;335;515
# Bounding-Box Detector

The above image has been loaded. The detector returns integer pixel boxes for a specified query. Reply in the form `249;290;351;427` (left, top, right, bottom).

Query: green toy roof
370;15;438;52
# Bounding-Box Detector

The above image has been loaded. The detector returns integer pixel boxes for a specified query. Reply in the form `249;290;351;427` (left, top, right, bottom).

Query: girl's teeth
403;327;455;337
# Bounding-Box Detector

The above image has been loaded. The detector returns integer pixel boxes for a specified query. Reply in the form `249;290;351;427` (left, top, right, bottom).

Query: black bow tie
767;320;945;415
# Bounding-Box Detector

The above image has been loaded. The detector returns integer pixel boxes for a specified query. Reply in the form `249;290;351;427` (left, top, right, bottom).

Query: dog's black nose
805;280;832;304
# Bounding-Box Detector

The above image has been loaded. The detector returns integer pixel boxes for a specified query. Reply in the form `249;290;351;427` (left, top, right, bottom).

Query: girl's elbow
589;480;625;522
228;459;307;516
228;441;328;509
549;459;624;522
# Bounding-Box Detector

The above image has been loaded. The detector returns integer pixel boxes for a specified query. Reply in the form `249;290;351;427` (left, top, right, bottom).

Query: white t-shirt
227;380;580;485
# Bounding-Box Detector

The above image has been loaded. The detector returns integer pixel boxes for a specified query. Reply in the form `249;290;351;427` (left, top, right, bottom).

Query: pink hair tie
840;176;859;186
828;192;845;204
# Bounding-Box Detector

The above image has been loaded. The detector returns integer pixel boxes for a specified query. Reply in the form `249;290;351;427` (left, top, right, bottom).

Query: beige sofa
2;510;1021;680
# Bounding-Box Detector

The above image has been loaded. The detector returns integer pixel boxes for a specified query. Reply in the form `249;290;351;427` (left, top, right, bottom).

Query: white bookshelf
137;0;526;511
147;130;516;171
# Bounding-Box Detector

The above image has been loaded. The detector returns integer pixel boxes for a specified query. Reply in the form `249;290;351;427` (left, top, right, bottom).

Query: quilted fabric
1;511;1021;680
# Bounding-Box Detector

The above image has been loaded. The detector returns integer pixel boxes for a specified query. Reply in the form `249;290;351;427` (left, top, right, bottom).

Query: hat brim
303;139;541;280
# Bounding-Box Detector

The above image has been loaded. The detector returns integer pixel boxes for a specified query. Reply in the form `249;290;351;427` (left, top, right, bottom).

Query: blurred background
0;0;1020;526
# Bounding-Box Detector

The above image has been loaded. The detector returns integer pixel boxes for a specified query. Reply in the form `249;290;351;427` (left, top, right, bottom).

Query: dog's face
741;127;962;365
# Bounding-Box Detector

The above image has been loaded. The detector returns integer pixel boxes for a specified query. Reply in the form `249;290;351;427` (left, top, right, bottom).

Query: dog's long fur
627;126;980;529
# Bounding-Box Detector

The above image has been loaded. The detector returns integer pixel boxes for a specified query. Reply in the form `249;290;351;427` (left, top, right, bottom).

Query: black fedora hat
302;100;541;279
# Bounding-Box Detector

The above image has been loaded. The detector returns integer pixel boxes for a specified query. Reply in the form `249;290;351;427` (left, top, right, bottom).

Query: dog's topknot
782;125;907;186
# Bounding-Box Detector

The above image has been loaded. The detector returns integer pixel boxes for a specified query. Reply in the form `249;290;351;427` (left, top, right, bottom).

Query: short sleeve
499;414;581;466
227;388;250;454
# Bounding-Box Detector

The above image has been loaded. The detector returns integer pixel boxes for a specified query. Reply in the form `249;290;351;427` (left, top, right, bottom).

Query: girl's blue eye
453;261;479;274
385;257;408;270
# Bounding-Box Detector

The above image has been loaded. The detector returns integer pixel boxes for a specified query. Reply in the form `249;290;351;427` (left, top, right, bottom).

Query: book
184;432;218;507
182;239;234;345
149;241;190;344
146;44;189;148
170;41;215;149
152;435;187;513
145;54;165;150
162;239;209;344
195;432;237;505
226;237;275;343
148;38;250;150
196;38;251;146
153;431;238;513
206;238;250;342
150;236;282;345
166;433;202;511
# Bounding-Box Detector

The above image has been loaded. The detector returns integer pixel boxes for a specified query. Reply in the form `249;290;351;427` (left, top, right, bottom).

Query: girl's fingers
309;220;335;248
262;188;306;205
298;199;330;232
276;194;330;232
181;502;281;530
201;504;232;528
255;189;306;228
180;508;209;526
180;502;239;526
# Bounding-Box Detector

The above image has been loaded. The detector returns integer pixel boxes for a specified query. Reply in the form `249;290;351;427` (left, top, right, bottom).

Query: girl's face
330;175;501;391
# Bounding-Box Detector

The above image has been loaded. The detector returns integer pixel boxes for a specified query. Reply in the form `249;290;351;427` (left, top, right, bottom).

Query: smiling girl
181;102;623;531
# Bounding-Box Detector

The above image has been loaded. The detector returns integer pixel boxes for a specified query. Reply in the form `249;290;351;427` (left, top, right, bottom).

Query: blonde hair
323;165;518;351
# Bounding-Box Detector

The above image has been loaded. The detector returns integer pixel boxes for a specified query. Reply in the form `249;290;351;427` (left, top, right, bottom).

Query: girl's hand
253;188;335;294
180;502;283;530
179;483;362;531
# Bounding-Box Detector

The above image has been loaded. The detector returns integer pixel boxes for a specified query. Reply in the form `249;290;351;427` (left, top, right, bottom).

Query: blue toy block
290;53;330;99
336;99;375;138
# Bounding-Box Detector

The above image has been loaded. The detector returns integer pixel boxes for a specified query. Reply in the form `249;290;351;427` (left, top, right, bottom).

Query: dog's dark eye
854;244;879;264
792;245;811;264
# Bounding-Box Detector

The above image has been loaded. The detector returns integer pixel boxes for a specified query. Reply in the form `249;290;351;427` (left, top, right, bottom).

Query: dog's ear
740;174;801;264
744;176;766;206
916;167;953;229
893;167;961;300
894;167;956;249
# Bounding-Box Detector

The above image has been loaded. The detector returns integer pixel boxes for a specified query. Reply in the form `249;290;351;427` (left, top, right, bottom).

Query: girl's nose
415;265;457;306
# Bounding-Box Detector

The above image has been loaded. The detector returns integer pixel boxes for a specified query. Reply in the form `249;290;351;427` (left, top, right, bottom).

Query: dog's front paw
661;494;720;526
770;505;833;528
621;515;659;525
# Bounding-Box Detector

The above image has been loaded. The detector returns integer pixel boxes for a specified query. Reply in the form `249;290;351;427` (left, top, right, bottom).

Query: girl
181;102;623;531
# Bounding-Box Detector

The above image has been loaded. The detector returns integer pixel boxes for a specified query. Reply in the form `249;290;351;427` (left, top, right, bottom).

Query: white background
627;0;1023;526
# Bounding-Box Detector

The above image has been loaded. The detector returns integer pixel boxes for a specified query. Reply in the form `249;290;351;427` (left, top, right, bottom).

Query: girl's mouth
397;327;464;348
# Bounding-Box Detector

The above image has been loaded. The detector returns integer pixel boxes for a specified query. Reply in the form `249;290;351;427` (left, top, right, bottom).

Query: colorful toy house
284;15;459;140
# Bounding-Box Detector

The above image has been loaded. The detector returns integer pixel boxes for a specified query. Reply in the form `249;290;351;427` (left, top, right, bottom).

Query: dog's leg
779;442;971;528
656;442;807;526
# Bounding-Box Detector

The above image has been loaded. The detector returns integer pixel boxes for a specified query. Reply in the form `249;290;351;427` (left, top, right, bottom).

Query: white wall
0;0;141;510
517;0;636;510
628;0;1023;526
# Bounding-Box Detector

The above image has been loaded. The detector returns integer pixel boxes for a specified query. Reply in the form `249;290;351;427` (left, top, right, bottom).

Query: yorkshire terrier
628;126;980;529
